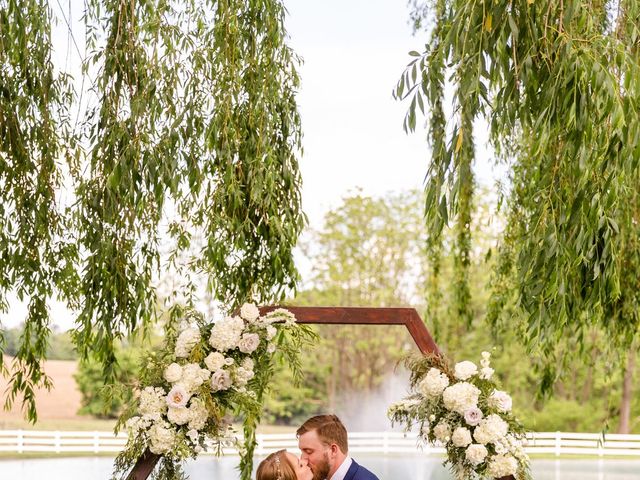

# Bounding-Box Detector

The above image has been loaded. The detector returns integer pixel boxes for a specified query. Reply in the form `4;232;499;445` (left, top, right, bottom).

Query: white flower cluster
387;351;530;480
124;303;295;457
418;368;450;397
442;382;480;415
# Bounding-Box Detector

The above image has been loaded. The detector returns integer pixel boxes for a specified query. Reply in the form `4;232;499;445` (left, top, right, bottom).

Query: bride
257;450;313;480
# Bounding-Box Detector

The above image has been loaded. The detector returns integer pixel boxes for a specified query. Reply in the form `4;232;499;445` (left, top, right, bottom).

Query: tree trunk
617;352;635;434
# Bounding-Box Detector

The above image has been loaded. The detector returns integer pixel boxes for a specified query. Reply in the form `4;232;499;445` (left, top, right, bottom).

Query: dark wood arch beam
259;306;440;356
127;306;513;480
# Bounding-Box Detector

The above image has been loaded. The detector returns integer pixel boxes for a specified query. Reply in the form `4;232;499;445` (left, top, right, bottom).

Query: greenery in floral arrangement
388;352;531;480
111;304;316;480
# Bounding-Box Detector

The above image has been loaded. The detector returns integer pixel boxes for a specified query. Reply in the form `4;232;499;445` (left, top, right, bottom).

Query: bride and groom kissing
257;415;379;480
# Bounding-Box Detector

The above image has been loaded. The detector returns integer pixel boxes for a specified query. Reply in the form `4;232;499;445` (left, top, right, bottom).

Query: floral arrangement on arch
388;352;531;480
111;303;315;480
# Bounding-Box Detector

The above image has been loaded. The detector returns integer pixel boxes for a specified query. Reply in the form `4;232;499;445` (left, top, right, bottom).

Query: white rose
240;303;260;322
442;382;480;414
451;427;472;447
210;369;232;392
204;352;226;371
454;360;478;380
167;406;191;425
418;368;450;398
164;363;183;383
486;454;518;477
464;407;484;426
166;385;190;409
238;333;260;354
488;390;513;412
465;444;488;466
267;343;276;353
433;422;451;443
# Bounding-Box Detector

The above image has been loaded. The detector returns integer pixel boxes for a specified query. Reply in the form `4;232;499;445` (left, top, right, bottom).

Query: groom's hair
297;414;349;454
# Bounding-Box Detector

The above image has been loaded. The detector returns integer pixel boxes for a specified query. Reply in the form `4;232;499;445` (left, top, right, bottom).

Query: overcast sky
2;1;500;331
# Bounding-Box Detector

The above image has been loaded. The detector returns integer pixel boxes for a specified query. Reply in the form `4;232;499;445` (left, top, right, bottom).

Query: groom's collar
329;456;353;480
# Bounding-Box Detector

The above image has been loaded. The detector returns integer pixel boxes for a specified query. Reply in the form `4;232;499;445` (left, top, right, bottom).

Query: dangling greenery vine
0;0;304;421
400;0;640;390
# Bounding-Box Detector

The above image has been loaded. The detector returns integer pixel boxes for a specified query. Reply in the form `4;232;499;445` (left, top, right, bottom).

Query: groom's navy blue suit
343;459;379;480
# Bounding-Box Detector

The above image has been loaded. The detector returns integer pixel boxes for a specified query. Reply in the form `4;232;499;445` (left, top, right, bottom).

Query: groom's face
298;430;332;480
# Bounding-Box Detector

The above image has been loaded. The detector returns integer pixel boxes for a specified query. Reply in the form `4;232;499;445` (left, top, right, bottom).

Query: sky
1;0;500;331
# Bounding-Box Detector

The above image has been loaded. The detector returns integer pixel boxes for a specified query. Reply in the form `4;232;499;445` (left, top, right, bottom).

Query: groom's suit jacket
343;459;379;480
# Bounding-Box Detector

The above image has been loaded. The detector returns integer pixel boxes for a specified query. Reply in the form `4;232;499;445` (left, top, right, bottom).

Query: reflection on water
1;455;639;479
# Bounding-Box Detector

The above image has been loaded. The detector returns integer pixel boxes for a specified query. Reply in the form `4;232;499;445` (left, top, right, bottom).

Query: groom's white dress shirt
328;456;353;480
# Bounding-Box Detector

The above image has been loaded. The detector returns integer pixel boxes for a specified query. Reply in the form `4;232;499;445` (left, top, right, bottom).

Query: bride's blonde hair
256;449;296;480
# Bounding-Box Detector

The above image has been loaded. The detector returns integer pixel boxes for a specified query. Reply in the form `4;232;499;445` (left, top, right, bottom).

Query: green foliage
74;347;139;418
0;0;78;422
401;0;640;393
0;0;304;422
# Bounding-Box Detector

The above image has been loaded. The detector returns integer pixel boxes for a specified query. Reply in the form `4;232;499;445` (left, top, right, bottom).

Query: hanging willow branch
400;0;640;389
0;0;78;420
0;0;304;421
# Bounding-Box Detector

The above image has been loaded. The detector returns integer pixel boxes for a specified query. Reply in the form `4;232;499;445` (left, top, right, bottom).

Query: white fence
1;430;639;457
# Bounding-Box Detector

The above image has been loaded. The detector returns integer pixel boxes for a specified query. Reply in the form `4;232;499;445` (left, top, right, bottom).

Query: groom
297;414;379;480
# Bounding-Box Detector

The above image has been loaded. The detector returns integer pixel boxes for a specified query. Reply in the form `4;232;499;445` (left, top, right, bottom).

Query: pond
2;455;639;479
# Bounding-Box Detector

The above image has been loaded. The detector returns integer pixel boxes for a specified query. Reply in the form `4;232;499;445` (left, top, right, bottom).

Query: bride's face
285;452;313;480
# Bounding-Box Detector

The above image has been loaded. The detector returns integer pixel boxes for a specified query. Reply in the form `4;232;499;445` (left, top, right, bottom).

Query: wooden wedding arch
127;306;513;480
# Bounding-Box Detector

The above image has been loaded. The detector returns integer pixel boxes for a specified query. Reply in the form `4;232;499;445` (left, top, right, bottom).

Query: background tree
0;0;304;423
399;0;640;430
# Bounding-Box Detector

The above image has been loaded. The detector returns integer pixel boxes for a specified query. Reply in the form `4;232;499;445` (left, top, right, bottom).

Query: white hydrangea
479;351;494;379
125;416;143;435
238;333;260;354
488;390;513;412
166;385;190;409
242;357;254;371
473;414;509;445
263;308;296;325
442;382;480;414
186;429;199;443
486;454;518;477
433;422;451;443
164;363;183;383
204;352;226;371
175;327;201;358
148;421;177;454
139;387;167;416
479;366;495;380
209;316;244;352
167;406;191;425
451;427;472;447
266;325;277;340
179;363;210;393
210;369;232;392
465;444;488;466
418;368;450;398
240;303;260;322
187;398;209;431
234;366;255;387
454;361;478;380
